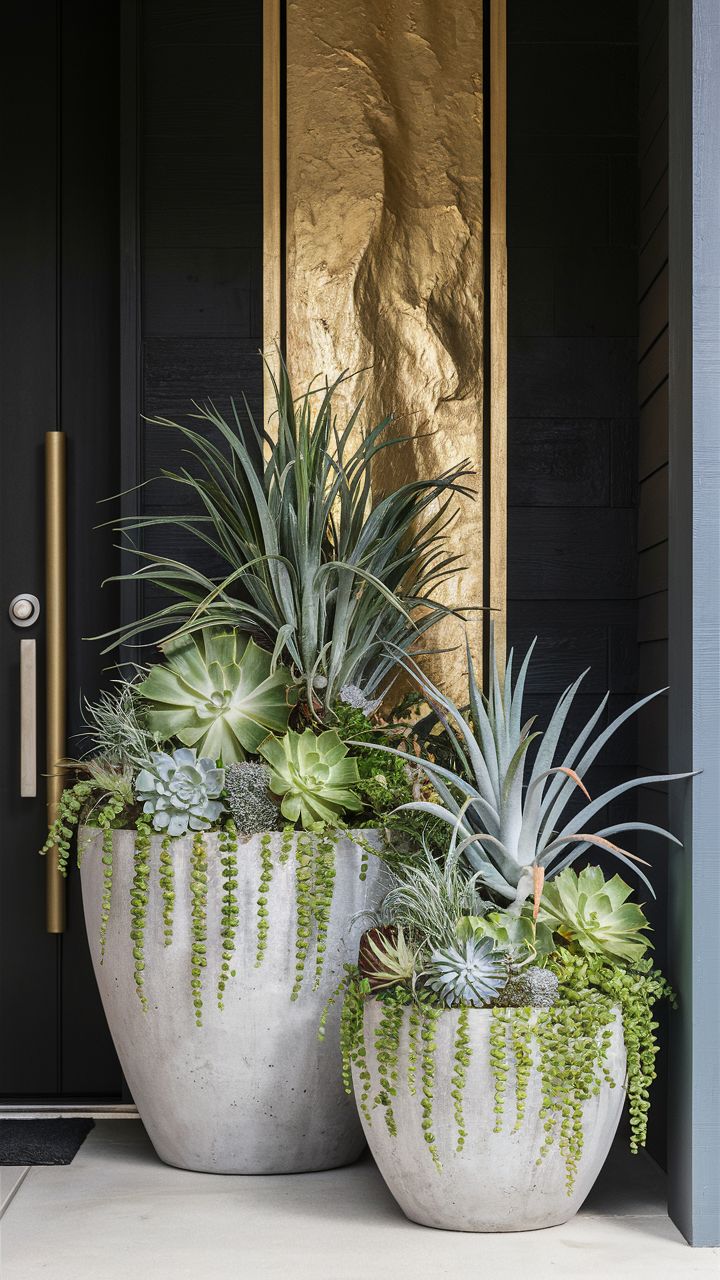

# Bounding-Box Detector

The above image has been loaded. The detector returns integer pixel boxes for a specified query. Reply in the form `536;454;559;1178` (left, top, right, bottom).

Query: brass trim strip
489;0;508;671
45;431;67;933
263;0;282;421
19;638;37;797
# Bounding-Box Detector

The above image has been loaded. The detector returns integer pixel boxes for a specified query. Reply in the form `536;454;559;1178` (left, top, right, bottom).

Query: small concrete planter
80;826;386;1174
354;999;627;1232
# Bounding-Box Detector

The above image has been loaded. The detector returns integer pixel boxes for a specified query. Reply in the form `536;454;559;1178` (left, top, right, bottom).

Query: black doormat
0;1119;94;1165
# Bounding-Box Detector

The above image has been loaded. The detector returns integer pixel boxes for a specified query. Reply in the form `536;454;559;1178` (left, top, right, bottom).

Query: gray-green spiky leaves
259;728;362;830
539;865;652;963
424;935;506;1008
137;630;295;765
135;748;225;837
99;358;474;713
373;631;690;909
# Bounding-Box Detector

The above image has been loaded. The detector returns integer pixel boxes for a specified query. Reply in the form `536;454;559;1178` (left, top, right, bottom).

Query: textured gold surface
286;1;488;697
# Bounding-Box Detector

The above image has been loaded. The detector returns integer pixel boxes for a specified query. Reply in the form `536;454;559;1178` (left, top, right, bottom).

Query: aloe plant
538;865;652;962
137;630;295;765
370;634;690;910
258;728;362;829
98;358;474;713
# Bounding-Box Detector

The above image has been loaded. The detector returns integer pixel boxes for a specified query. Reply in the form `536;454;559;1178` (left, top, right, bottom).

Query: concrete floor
0;1121;717;1279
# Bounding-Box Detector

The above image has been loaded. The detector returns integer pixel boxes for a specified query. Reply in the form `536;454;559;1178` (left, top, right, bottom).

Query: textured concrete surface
80;828;387;1174
0;1122;716;1279
356;999;627;1231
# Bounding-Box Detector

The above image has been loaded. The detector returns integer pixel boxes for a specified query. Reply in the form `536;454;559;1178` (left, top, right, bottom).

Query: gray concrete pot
354;999;627;1232
80;826;386;1174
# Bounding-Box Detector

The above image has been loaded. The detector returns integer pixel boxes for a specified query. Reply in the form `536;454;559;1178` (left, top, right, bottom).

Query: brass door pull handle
20;638;37;797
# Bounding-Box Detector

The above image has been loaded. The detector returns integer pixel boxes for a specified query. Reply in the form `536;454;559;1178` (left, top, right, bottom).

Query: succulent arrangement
330;633;690;1191
38;357;691;1202
40;360;471;1015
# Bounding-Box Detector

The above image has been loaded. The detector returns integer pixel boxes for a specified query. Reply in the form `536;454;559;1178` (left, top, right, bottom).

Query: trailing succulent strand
158;836;175;946
99;826;114;962
372;999;404;1138
291;832;315;1000
40;780;94;876
217;821;240;1009
451;1006;472;1152
92;792;126;960
130;817;152;1012
406;1004;422;1096
312;830;336;990
255;832;274;969
190;832;208;1027
338;969;373;1120
553;950;675;1154
419;1007;442;1171
509;1005;534;1131
279;824;294;864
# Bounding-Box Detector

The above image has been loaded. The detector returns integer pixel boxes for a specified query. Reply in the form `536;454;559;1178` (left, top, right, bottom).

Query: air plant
367;632;691;911
258;728;363;830
371;839;488;950
78;675;157;768
96;358;475;713
137;630;295;765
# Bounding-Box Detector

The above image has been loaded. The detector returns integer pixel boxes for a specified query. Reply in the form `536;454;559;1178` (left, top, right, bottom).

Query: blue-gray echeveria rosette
135;747;225;837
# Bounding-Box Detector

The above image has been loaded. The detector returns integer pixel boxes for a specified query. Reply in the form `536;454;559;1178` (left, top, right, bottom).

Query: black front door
0;0;263;1103
0;1;122;1102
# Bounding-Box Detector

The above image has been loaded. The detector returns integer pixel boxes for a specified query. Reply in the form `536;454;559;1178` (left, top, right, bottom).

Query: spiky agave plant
368;634;692;911
97;359;474;714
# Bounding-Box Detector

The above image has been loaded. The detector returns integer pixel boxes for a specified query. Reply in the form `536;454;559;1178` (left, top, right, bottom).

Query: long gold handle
20;638;37;797
45;431;67;934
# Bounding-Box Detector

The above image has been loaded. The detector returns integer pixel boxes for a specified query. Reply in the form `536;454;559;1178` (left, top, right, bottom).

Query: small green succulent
135;748;225;837
457;910;555;960
138;630;295;764
424;934;507;1008
258;728;362;830
538;865;651;963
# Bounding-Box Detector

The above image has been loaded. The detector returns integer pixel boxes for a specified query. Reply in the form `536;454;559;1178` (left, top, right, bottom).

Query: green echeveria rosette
259;728;363;830
538;865;652;963
135;747;225;838
138;629;296;765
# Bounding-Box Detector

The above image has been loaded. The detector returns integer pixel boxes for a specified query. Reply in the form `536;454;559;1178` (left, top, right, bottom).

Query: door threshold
0;1104;139;1120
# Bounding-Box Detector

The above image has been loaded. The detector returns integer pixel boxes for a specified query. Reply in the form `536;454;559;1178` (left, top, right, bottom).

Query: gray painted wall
667;0;720;1248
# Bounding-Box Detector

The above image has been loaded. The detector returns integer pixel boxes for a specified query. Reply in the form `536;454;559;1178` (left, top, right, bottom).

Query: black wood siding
122;0;264;639
506;2;639;811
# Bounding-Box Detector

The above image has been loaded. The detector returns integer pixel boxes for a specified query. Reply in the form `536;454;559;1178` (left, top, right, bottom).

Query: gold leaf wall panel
284;0;500;698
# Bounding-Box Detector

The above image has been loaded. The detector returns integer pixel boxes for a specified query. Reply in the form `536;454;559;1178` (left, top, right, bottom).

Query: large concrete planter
80;826;386;1174
354;999;627;1232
